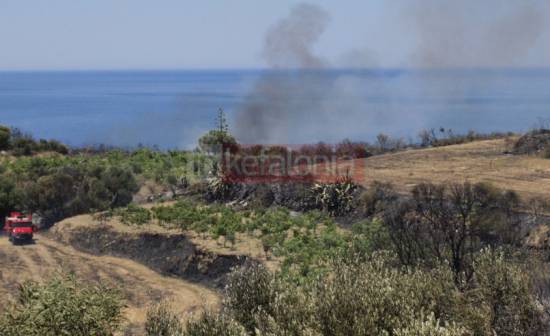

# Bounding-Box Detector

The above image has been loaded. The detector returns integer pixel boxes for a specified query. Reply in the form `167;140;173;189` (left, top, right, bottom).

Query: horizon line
3;66;550;73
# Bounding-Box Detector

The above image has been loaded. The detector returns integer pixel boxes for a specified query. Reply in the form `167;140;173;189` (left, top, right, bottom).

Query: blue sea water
0;69;549;149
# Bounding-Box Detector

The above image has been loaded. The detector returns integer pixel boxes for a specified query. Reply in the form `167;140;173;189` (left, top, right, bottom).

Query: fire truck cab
4;212;34;245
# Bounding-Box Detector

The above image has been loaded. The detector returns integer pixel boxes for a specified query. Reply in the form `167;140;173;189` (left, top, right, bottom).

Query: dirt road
0;233;219;333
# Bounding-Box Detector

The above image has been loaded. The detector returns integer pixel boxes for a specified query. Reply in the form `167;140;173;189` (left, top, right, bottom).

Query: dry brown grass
1;217;220;335
347;138;550;200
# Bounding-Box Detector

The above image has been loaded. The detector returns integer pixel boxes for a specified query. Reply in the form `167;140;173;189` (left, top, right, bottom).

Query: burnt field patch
50;225;253;289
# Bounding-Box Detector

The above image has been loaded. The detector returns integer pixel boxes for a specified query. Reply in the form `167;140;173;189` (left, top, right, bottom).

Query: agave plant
206;174;234;201
312;176;357;216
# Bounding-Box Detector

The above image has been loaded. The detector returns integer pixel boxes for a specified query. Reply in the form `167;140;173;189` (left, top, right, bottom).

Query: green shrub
0;173;21;220
184;311;245;336
472;249;545;336
139;248;545;336
101;166;139;207
17;164;139;225
224;263;276;333
145;301;184;336
116;204;152;225
0;275;124;336
313;253;460;336
218;253;475;336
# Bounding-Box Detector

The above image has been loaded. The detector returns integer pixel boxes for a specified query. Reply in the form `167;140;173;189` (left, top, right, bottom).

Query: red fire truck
3;212;34;245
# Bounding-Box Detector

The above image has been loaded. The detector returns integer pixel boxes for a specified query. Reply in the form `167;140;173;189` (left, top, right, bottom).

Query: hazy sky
1;0;549;70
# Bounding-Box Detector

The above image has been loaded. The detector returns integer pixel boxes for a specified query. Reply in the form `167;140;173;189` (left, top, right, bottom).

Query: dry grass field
352;138;550;200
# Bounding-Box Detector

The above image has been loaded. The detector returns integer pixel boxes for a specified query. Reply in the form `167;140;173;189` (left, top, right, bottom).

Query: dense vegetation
0;124;213;225
128;180;548;335
0;126;69;156
105;180;550;335
144;249;545;336
1;123;549;335
0;275;124;336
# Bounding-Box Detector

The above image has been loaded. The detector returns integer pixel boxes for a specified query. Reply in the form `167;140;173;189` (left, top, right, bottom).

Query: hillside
2;137;550;334
0;232;220;334
355;138;550;200
0;208;282;334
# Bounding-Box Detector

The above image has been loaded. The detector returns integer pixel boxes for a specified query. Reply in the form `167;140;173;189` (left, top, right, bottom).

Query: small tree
376;133;390;152
198;108;237;154
0;125;11;150
418;128;437;147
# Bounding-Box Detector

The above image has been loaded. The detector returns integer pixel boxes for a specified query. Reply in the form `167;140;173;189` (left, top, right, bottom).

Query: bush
314;253;460;336
359;181;398;217
0;125;10;150
145;301;184;336
116;204;152;225
17;164;138;225
312;177;358;216
101;166;139;207
184;311;246;336
216;253;477;336
394;313;468;336
224;263;276;333
140;246;546;336
0;174;21;221
0;275;124;336
472;249;545;336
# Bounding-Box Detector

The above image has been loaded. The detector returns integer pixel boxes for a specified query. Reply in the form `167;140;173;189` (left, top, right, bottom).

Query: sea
0;69;549;149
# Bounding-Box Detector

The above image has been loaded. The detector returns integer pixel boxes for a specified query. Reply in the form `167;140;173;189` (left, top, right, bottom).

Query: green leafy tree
198;108;237;154
101;166;139;207
0;174;21;220
24;169;76;223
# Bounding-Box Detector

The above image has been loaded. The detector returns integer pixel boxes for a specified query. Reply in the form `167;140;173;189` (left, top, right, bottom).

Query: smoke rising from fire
409;0;546;68
263;3;329;69
235;1;549;145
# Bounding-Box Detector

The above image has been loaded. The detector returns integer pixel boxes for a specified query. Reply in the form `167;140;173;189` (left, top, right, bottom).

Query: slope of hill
0;232;220;334
356;138;550;199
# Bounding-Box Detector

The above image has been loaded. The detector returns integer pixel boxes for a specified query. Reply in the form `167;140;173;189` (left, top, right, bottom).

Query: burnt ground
49;226;251;289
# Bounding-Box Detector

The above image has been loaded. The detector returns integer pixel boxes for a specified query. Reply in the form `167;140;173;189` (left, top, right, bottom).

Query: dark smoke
263;3;329;69
235;4;393;144
408;0;546;68
235;3;338;144
235;1;549;145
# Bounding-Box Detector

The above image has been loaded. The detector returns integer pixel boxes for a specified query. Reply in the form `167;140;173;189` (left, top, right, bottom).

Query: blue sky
1;0;549;70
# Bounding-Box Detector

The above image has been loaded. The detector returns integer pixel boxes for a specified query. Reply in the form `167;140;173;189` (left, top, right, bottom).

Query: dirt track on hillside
0;233;219;334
